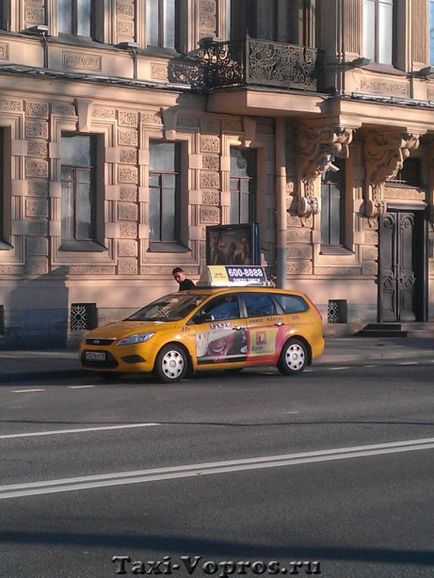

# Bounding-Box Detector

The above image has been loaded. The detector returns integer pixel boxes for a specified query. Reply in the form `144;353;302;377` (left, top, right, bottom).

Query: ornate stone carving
26;102;49;119
26;199;48;218
0;42;9;60
25;5;45;25
287;245;312;259
25;159;49;178
92;106;116;119
25;120;48;139
202;190;220;205
117;1;135;17
63;52;101;71
25;257;48;276
384;185;424;200
27;141;48;158
118;166;138;184
296;125;353;217
202;155;220;171
151;64;168;81
200;206;220;223
200;135;220;153
118;128;138;146
119;223;137;238
200;171;220;189
70;265;115;275
118;258;138;275
118;240;137;257
359;78;409;98
142;111;163;126
0;99;22;112
120;187;137;201
117;202;138;221
286;261;312;275
119;149;138;164
28;180;48;197
118;110;138;127
199;0;217;36
363;131;420;217
51;102;77;117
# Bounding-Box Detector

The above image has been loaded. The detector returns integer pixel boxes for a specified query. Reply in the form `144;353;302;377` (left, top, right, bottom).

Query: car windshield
126;293;207;322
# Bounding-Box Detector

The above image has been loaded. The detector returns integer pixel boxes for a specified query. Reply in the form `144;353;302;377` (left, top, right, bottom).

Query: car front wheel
277;338;308;375
155;344;188;383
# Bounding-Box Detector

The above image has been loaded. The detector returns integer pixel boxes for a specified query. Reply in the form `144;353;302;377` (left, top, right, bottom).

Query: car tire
277;338;308;375
155;344;188;383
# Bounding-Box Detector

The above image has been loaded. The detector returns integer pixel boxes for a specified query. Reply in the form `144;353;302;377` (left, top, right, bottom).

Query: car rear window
274;294;308;314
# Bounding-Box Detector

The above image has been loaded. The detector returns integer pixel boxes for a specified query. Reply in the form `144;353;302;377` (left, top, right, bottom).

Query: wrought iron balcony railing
169;37;319;92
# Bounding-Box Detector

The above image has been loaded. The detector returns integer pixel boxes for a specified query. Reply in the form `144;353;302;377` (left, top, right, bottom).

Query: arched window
363;0;394;65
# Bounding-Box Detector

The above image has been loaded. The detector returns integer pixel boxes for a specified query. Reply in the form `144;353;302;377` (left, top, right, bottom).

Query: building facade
0;0;433;347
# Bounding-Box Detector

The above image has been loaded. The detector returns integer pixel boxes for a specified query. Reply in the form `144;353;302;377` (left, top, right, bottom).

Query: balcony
170;37;319;93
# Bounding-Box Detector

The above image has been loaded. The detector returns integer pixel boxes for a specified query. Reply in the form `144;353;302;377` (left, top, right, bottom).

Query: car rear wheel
277;338;308;375
155;344;188;383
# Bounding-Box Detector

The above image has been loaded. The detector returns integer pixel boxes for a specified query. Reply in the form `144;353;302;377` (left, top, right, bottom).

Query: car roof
182;287;308;298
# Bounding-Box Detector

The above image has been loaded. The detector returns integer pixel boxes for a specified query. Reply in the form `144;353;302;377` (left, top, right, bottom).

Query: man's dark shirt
179;278;195;291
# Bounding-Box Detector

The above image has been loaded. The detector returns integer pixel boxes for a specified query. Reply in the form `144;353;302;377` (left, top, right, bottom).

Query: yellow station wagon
80;272;324;382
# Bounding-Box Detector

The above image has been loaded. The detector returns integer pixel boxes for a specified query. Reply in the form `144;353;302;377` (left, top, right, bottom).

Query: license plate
85;351;106;361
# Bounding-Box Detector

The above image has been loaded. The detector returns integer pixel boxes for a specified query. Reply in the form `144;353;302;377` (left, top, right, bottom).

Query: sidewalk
0;336;433;378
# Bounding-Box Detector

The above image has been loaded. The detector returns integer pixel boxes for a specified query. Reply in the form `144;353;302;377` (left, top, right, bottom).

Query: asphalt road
1;362;434;578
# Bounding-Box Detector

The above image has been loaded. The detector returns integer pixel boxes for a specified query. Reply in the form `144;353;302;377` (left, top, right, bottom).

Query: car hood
87;320;177;340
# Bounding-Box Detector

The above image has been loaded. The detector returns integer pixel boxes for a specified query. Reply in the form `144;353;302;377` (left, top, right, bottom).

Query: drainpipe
275;118;287;289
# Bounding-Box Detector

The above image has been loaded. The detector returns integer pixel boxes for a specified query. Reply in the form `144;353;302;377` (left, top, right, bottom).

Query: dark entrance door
378;208;427;322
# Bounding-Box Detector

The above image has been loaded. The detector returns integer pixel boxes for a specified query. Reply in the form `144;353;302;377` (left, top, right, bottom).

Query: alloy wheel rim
285;343;305;371
162;350;185;379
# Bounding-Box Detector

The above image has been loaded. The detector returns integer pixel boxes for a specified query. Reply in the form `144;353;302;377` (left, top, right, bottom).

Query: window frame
229;147;257;225
59;132;105;252
148;140;183;250
57;0;95;39
145;0;180;51
0;127;11;249
363;0;395;65
320;158;346;250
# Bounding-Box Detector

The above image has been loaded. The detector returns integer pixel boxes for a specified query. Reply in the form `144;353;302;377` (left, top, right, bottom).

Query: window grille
327;300;348;324
70;303;97;331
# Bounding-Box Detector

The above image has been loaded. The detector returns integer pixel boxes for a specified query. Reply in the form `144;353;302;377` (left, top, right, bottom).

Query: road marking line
12;389;45;393
326;366;351;371
398;362;418;365
68;385;95;389
1;437;434;500
0;422;160;440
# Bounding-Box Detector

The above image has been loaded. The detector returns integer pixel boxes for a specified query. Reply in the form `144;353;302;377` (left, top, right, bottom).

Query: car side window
274;294;308;314
243;293;277;317
194;294;240;322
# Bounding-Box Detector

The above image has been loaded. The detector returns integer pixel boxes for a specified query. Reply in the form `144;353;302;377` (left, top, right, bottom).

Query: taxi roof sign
197;265;269;287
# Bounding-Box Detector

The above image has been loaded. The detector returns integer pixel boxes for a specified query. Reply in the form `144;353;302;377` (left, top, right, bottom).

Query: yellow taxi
80;267;324;382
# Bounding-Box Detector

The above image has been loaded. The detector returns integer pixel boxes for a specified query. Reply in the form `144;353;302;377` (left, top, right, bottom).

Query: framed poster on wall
206;223;260;266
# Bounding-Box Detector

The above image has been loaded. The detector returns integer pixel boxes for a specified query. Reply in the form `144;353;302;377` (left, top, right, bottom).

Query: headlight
117;333;155;346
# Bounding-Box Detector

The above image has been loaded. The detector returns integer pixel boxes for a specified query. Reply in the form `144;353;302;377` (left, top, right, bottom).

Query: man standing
172;267;195;291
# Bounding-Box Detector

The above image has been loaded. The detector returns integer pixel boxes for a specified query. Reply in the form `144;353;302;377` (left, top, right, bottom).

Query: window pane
61;168;74;240
243;293;277;317
147;0;160;46
162;186;176;240
329;184;342;245
164;0;175;48
149;186;161;241
363;0;376;61
61;135;92;166
274;294;308;314
77;0;91;36
320;183;331;244
58;0;72;33
150;142;175;172
76;172;92;240
378;0;393;64
430;0;434;64
201;295;240;321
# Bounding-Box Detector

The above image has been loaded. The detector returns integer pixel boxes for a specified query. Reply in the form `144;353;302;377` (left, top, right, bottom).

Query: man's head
172;267;186;284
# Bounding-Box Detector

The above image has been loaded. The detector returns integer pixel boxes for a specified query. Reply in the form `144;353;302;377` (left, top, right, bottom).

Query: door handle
232;326;243;331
